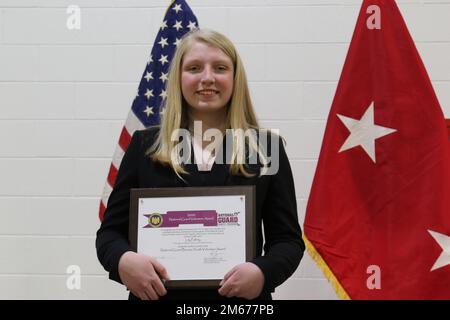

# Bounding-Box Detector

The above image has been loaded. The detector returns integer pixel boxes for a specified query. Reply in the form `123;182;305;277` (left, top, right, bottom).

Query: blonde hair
148;29;270;178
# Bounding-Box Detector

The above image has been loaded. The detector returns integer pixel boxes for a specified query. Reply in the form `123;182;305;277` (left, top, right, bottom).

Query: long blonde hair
148;29;269;178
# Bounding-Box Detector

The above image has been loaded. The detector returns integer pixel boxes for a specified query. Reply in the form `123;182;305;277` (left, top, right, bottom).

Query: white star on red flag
428;230;450;271
337;102;397;163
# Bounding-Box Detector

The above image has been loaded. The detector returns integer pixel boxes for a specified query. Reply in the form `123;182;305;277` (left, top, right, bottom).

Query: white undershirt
191;135;218;171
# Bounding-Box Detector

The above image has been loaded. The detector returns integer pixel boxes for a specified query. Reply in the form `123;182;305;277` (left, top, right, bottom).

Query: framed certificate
129;186;256;289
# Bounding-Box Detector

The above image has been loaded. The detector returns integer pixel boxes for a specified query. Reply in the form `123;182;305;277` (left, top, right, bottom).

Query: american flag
99;0;199;221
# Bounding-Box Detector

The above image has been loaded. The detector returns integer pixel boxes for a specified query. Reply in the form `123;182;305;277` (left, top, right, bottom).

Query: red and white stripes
99;110;145;221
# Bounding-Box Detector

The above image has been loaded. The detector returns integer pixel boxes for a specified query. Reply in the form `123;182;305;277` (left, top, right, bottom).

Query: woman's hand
218;262;265;299
118;251;170;300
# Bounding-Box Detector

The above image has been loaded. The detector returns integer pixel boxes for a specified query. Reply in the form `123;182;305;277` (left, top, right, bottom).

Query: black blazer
96;126;304;300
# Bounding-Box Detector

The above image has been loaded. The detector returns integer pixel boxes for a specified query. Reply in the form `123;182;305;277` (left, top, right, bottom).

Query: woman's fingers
218;281;233;297
219;266;240;297
150;257;171;280
152;277;167;297
218;272;237;297
220;267;237;286
144;284;159;300
147;257;168;297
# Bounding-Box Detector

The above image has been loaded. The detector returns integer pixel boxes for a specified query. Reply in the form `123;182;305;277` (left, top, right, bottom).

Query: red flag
446;119;450;140
303;0;450;299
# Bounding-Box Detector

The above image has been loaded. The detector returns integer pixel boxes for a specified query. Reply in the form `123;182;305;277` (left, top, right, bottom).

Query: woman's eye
188;66;199;72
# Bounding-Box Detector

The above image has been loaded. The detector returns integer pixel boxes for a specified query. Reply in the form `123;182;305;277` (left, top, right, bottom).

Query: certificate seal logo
147;213;163;228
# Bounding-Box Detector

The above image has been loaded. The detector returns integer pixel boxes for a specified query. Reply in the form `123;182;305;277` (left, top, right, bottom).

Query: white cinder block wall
0;0;449;300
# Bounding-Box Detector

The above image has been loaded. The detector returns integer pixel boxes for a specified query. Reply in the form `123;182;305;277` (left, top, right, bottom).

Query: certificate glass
129;186;256;289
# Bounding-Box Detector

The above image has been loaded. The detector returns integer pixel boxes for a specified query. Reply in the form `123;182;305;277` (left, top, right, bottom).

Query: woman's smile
197;89;220;98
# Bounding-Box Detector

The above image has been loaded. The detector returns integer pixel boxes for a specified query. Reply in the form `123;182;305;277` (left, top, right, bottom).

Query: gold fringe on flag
303;235;351;300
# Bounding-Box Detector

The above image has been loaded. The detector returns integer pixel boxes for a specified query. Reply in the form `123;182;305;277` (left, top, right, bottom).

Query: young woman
96;29;304;300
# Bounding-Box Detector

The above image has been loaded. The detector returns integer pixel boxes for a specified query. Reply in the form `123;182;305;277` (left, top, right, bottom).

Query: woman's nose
200;67;215;85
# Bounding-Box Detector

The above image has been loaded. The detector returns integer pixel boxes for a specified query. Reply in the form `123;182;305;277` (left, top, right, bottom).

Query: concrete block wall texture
0;0;449;299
